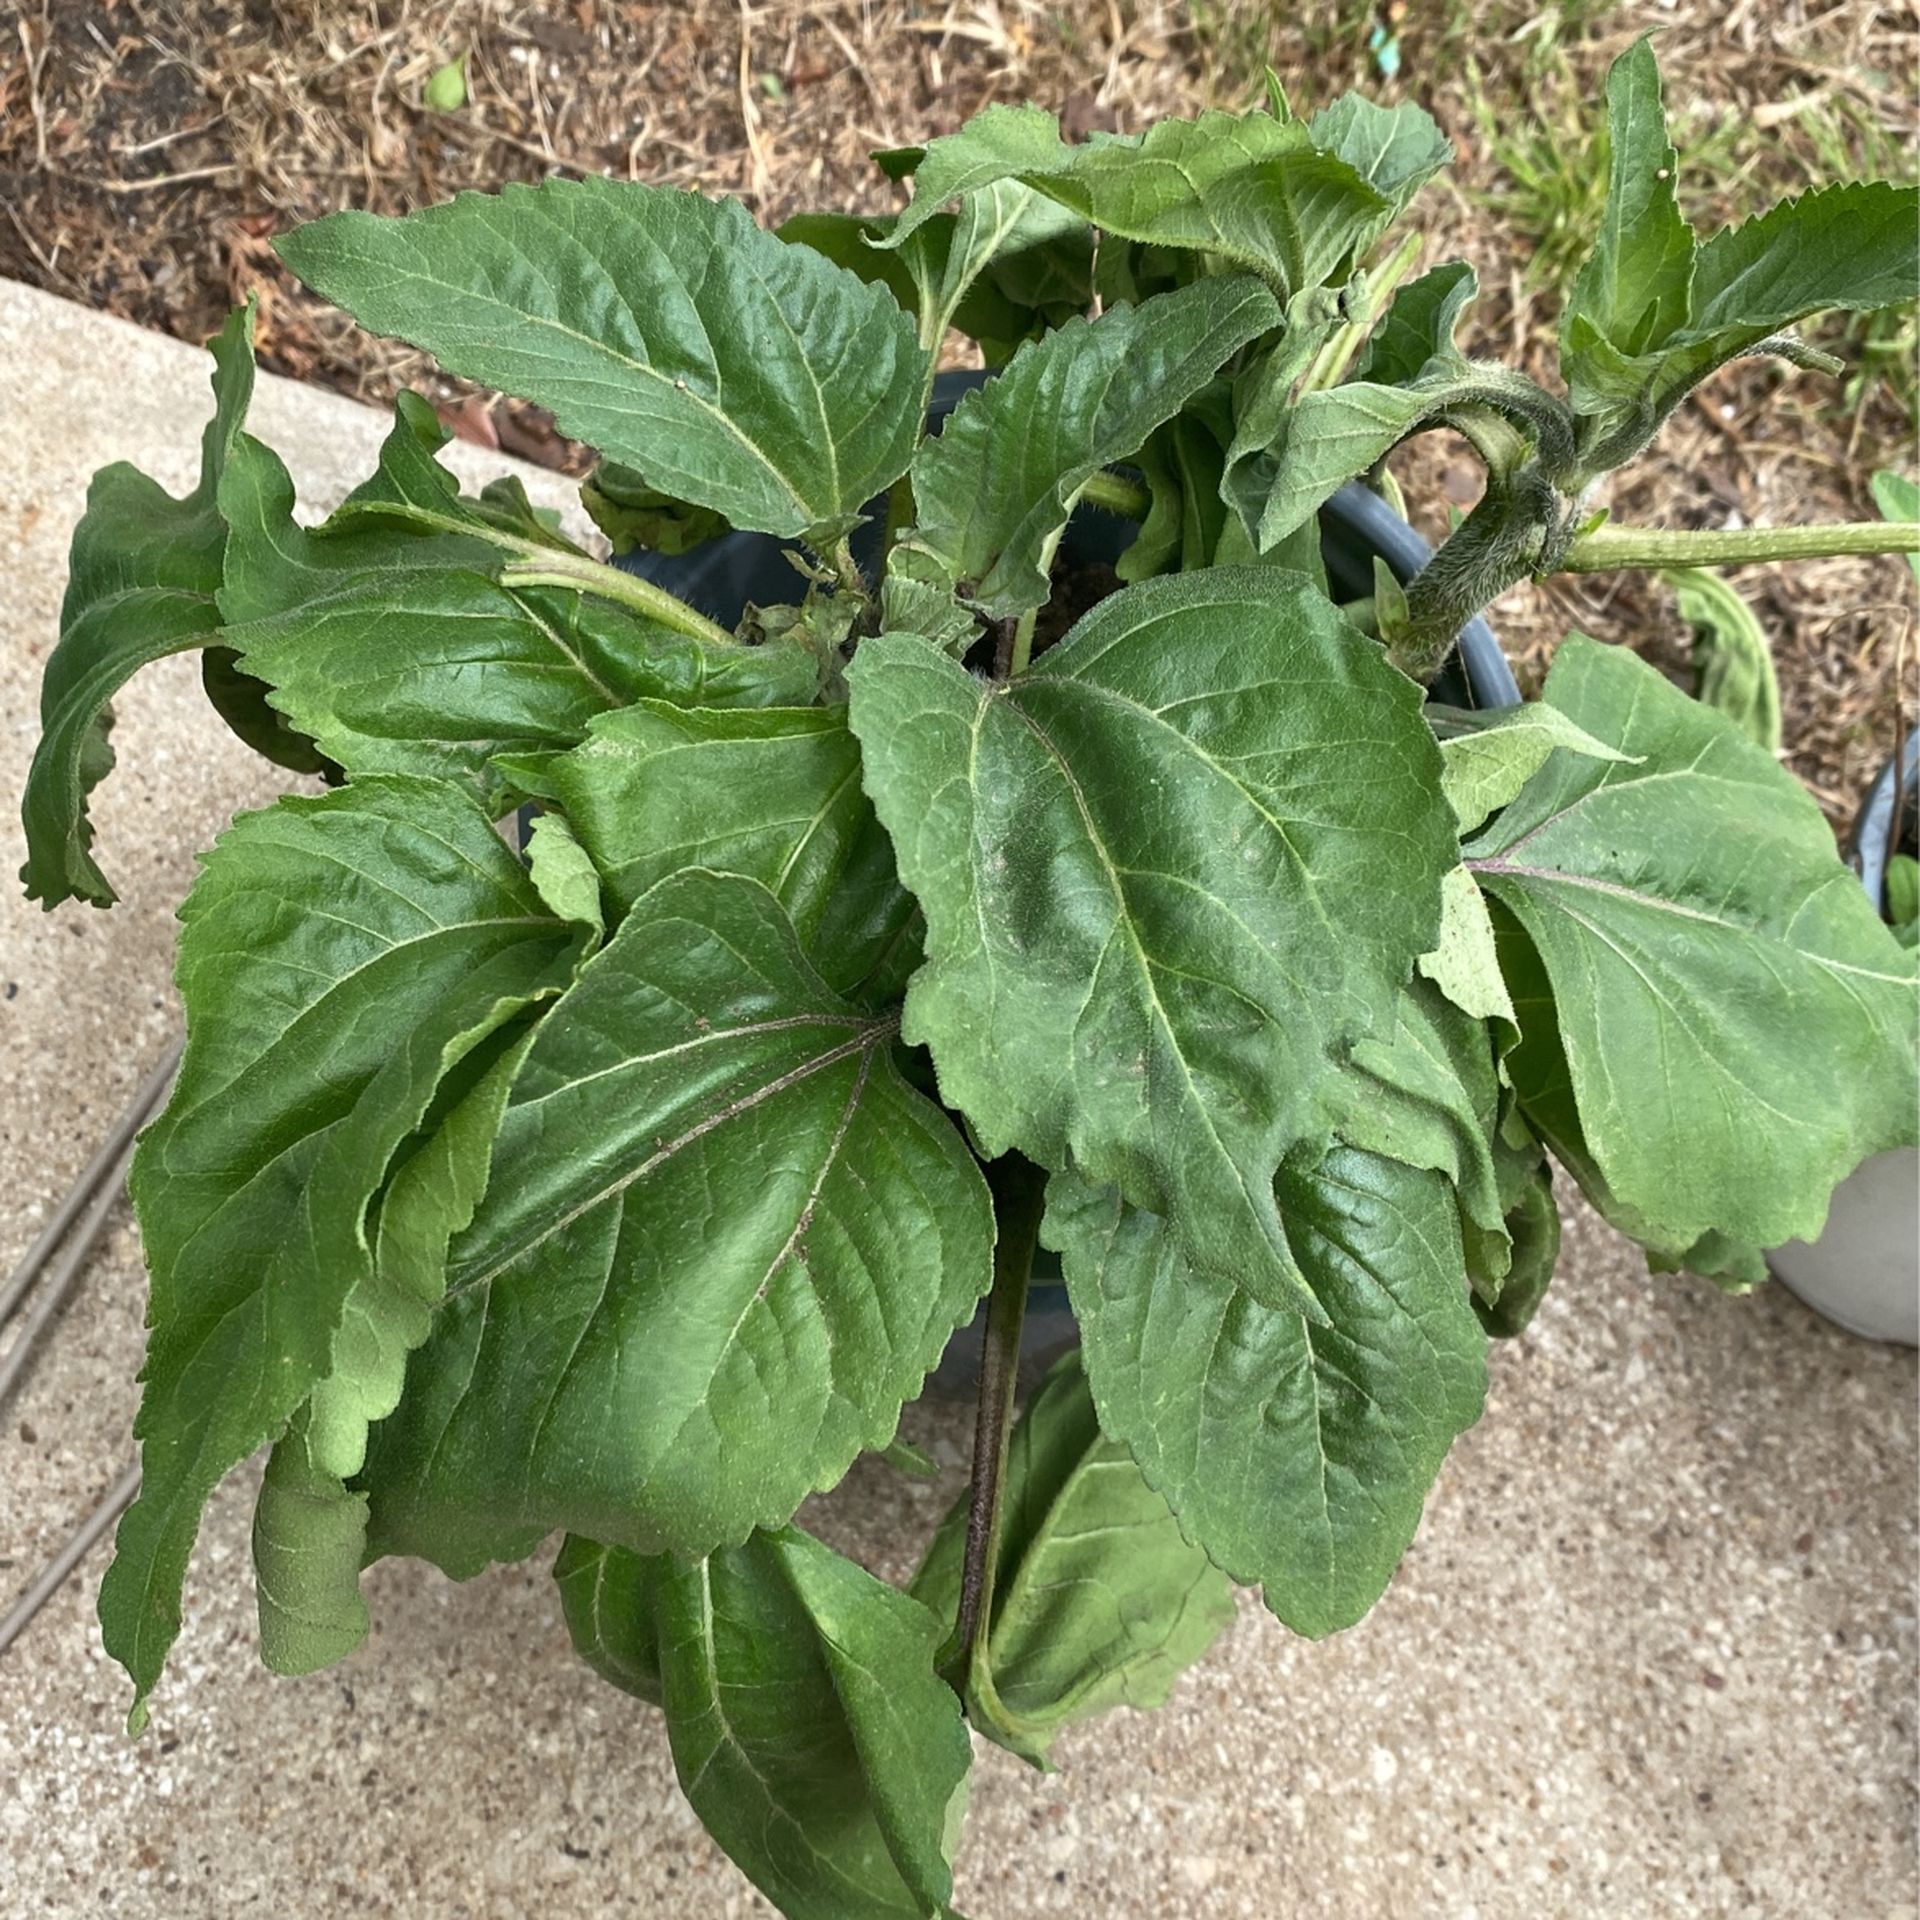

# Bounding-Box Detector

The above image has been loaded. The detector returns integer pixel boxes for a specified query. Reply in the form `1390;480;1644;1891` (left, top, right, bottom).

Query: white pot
1769;1149;1920;1346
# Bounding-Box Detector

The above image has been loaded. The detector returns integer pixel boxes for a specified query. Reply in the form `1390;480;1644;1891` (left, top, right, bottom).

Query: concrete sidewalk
2;277;1914;1919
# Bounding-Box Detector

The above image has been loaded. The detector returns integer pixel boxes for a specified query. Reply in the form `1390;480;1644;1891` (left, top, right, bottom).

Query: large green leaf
219;397;813;808
499;701;915;1001
912;1353;1234;1766
278;180;928;545
1467;636;1919;1257
881;104;1392;298
891;275;1280;620
1047;1146;1487;1638
848;569;1457;1313
357;871;993;1570
555;1528;971;1920
100;778;581;1724
21;306;254;908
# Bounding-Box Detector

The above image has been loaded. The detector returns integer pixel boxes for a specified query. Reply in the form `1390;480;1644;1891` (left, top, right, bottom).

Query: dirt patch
3;0;1912;821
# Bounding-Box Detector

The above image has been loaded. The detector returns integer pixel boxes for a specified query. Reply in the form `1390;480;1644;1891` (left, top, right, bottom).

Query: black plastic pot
613;369;1520;1390
1849;730;1919;917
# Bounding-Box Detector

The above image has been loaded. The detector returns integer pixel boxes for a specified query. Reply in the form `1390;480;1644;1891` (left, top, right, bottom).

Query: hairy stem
1561;520;1920;572
1007;606;1040;677
1080;468;1152;521
499;555;735;646
942;1152;1046;1690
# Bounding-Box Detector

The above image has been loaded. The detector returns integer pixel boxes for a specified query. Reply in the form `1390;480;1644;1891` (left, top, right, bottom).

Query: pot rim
1849;730;1918;920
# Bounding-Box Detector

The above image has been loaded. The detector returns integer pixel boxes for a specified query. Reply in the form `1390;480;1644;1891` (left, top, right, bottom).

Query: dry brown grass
2;0;1914;821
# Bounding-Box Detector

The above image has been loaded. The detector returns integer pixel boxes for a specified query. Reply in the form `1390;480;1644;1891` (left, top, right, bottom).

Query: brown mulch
3;0;1913;824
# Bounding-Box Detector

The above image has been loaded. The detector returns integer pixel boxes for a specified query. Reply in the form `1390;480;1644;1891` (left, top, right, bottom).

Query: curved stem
940;1152;1045;1691
1562;520;1920;573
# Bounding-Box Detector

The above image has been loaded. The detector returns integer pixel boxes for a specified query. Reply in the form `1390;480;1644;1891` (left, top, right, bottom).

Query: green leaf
1563;39;1694;360
1687;183;1920;337
555;1528;970;1920
251;1407;369;1678
1046;1146;1487;1639
1330;977;1509;1291
1356;259;1478;387
1467;636;1919;1258
1566;179;1920;469
303;1022;542;1486
357;870;994;1571
278;180;928;545
524;811;605;936
1663;568;1782;753
1305;95;1451;219
500;702;915;1001
1871;469;1920;584
581;460;729;556
100;777;581;1723
1887;853;1920;946
848;569;1457;1313
1474;1157;1560;1337
259;1026;548;1681
891;276;1281;621
217;398;812;807
881;103;1393;298
21;305;254;908
1418;864;1516;1026
552;1535;664;1705
779;192;1089;367
912;1353;1234;1767
1115;385;1233;583
881;571;980;657
1429;699;1636;833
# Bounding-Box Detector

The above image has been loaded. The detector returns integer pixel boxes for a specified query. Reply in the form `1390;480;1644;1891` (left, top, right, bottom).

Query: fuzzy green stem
1007;606;1040;677
1562;520;1920;573
940;1153;1045;1692
499;555;735;646
1080;468;1152;521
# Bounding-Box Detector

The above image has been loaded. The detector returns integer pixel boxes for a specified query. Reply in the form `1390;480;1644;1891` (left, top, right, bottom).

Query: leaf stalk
941;1152;1046;1691
1561;519;1920;572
